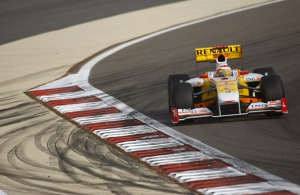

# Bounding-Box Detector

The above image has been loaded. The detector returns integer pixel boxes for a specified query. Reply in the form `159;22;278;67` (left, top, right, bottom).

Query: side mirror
240;71;249;75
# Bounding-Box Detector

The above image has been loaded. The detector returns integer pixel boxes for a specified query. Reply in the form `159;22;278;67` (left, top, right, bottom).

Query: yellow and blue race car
168;45;288;123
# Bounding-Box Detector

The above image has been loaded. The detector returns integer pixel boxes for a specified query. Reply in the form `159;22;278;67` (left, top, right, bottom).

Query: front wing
171;98;288;123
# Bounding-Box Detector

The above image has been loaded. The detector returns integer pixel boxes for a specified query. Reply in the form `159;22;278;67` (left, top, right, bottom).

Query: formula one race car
168;45;288;123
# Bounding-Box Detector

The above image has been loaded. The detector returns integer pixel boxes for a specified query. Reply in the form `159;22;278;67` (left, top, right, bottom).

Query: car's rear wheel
168;74;190;113
171;83;194;123
253;67;275;76
260;74;285;117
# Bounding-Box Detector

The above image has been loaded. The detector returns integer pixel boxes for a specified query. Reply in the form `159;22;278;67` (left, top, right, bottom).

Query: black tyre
260;74;285;117
171;83;194;123
253;67;275;76
171;83;194;109
168;74;190;112
168;74;190;93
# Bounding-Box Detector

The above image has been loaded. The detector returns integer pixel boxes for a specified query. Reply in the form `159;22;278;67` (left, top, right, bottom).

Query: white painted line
94;125;157;138
169;167;245;183
37;91;88;101
200;182;276;195
73;113;131;124
0;189;7;195
142;151;211;166
29;74;77;91
55;102;108;113
117;138;182;152
117;137;180;147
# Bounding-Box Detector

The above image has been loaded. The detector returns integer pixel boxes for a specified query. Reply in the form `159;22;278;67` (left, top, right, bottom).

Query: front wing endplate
172;98;287;122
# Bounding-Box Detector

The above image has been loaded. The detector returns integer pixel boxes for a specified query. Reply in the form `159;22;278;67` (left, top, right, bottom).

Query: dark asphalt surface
0;0;183;45
89;0;300;185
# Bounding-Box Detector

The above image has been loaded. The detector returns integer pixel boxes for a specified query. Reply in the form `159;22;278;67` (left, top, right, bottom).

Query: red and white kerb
27;86;296;195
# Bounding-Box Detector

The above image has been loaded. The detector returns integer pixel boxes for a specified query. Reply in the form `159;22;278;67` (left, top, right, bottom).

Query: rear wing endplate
195;45;243;62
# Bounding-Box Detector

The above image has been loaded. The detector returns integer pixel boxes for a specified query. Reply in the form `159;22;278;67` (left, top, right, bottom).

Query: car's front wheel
170;83;194;123
260;74;285;117
168;74;190;113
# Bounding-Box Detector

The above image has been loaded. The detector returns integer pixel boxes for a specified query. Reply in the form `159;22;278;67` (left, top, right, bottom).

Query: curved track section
89;0;300;187
2;0;299;194
23;1;300;194
26;67;298;194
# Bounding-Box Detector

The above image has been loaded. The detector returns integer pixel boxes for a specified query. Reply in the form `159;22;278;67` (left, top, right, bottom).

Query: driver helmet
215;53;232;77
216;69;233;77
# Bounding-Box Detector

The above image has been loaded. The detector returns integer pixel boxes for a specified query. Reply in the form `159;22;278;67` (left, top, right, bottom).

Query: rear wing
195;45;243;62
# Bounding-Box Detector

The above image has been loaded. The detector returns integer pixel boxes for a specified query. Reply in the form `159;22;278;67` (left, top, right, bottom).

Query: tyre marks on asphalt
0;92;192;195
26;85;298;195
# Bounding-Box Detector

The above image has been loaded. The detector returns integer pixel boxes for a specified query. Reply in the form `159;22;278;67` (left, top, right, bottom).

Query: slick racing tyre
260;74;285;117
171;83;194;123
171;83;194;109
253;67;275;76
168;74;190;113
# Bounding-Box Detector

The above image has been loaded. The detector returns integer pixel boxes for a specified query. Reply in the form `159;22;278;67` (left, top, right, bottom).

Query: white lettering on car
250;103;268;108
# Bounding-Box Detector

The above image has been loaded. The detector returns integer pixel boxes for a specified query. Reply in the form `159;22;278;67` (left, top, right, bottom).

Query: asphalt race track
89;0;300;185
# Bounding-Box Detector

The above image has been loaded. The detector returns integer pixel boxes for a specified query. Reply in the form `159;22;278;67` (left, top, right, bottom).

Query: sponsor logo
217;81;237;94
246;77;261;82
171;108;179;123
191;110;198;114
282;102;286;107
281;98;288;113
197;109;209;113
217;82;235;86
196;46;240;55
250;103;268;108
268;100;280;105
180;109;192;112
172;110;177;117
179;108;209;114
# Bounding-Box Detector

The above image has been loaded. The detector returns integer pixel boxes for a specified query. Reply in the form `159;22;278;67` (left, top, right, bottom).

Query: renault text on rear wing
195;45;243;62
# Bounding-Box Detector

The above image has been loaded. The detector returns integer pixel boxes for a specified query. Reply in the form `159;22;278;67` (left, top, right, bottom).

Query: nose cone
218;91;239;105
216;80;239;105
